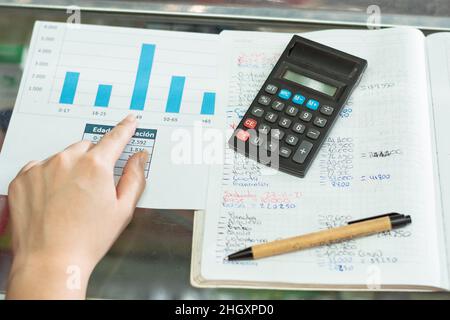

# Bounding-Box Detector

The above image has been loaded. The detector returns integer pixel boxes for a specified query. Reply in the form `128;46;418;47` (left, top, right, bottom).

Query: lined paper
199;28;443;288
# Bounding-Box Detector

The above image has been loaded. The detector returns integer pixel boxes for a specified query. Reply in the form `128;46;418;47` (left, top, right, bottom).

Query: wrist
7;251;95;299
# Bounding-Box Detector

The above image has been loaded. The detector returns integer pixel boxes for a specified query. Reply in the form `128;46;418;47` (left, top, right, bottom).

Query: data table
82;123;156;178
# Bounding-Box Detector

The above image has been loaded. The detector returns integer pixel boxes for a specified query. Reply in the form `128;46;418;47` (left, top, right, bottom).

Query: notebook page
427;32;450;289
199;28;442;288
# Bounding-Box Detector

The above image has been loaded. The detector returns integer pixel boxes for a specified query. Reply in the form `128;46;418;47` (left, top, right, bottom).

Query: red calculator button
243;118;257;129
235;129;250;142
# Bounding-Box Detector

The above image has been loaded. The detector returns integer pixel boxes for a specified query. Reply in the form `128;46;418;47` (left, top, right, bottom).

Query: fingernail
139;151;149;169
124;114;137;123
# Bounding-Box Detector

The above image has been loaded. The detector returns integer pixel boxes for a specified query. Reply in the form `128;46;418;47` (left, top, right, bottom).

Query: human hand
6;115;148;299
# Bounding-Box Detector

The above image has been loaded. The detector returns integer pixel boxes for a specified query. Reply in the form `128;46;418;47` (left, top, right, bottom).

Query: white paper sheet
427;32;450;286
0;21;223;209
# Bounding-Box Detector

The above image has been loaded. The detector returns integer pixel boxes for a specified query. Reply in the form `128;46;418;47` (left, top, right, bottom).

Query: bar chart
130;44;155;111
59;72;79;104
57;42;216;116
19;22;220;127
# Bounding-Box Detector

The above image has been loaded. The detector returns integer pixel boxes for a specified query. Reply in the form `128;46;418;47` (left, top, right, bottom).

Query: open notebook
191;28;450;291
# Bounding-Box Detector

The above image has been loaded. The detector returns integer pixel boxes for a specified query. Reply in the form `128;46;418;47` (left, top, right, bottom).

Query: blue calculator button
278;89;292;100
292;94;305;105
305;99;320;110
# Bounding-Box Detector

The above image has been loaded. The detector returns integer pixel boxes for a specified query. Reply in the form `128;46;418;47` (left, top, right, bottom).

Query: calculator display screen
282;70;337;96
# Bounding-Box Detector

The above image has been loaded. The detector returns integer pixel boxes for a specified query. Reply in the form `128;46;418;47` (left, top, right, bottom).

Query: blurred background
1;0;450;300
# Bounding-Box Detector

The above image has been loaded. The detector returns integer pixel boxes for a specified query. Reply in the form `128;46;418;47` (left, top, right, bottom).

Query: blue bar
94;84;112;107
200;92;215;115
59;72;80;104
130;44;156;110
165;76;185;113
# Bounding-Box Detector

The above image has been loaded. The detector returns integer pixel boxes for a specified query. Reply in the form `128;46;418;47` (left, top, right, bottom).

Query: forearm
6;254;93;300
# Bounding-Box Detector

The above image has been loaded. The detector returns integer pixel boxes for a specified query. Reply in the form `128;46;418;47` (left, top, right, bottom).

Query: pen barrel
252;216;392;259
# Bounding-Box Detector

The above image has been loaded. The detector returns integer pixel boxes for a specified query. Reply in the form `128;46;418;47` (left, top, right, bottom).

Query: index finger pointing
91;114;138;166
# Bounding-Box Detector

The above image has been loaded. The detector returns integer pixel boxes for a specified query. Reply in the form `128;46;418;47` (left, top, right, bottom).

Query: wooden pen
226;213;412;261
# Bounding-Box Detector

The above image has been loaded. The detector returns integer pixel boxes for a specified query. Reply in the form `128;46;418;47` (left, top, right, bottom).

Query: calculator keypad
271;101;285;111
258;123;271;134
292;122;305;134
265;112;278;123
292;140;314;164
249;135;264;146
235;129;250;142
243;118;257;129
232;83;337;177
306;128;320;140
285;134;299;146
271;129;285;140
279;147;292;158
258;95;271;106
285;105;299;117
279;117;292;128
292;94;306;105
278;89;292;100
320;105;334;116
299;110;312;122
313;116;327;128
266;140;279;152
305;99;320;110
265;84;278;94
251;107;264;117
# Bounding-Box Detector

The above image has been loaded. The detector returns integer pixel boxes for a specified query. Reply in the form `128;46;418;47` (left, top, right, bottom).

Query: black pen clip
347;212;403;225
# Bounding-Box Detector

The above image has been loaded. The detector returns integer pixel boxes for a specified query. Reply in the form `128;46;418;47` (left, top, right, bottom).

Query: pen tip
227;248;253;261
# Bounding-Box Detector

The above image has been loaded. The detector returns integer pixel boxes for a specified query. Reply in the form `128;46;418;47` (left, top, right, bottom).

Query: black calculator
228;35;367;178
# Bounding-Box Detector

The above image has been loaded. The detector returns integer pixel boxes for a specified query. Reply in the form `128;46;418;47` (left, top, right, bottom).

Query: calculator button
278;89;292;100
279;117;292;129
258;95;271;106
265;112;278;123
271;129;285;140
279;147;292;158
258;123;271;135
299;110;312;122
264;84;278;95
292;122;306;134
292;140;314;164
251;107;265;117
313;117;327;128
249;134;264;146
306;128;320;140
235;129;250;142
320;105;334;116
265;140;279;153
243;118;257;129
305;99;320;110
285;105;299;117
292;94;306;105
285;134;299;146
271;100;285;111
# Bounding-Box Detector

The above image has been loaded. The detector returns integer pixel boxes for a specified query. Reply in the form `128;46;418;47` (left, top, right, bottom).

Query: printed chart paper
0;21;223;209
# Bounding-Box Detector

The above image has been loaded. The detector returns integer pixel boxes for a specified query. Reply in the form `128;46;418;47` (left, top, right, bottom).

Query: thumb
116;151;148;209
